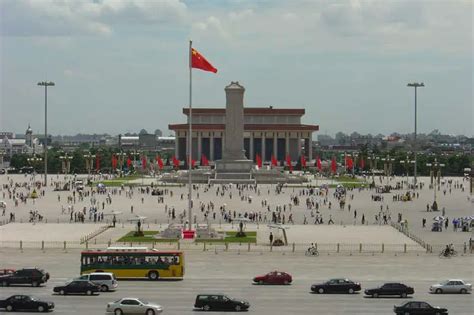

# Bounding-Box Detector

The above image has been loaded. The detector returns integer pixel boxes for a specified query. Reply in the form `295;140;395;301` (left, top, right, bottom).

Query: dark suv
365;282;414;298
0;268;50;287
194;294;250;311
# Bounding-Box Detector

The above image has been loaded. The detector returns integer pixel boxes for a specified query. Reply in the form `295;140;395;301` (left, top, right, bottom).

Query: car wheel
373;293;378;298
401;292;407;298
60;289;66;295
258;280;264;285
235;305;242;311
318;288;324;294
203;305;211;311
460;288;467;294
86;290;93;295
38;305;45;312
146;309;155;315
348;288;354;294
32;281;39;287
114;308;123;315
435;288;442;294
148;271;159;280
101;285;109;292
5;305;13;311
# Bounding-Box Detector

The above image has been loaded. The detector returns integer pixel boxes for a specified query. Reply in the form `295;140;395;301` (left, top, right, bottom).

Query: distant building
169;106;319;162
0;125;43;158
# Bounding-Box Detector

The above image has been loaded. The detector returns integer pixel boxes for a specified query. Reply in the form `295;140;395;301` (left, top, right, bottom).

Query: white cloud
1;0;187;36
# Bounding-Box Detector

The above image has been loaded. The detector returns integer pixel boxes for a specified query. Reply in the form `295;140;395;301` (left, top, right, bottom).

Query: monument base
211;159;255;184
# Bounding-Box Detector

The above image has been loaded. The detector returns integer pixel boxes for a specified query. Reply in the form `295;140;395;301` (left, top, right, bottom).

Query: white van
77;272;118;292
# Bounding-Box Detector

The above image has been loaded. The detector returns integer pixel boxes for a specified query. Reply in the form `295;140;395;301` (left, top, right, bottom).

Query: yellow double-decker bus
80;248;184;280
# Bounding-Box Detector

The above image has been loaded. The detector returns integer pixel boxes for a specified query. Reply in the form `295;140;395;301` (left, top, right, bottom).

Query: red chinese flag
348;157;353;169
271;155;278;167
201;154;209;166
286;155;293;171
316;157;322;171
126;157;131;168
111;155;117;169
301;155;306;168
256;154;262;168
191;48;217;73
360;157;365;169
331;157;337;174
172;156;180;168
191;159;196;168
157;156;164;170
95;155;100;171
142;156;147;170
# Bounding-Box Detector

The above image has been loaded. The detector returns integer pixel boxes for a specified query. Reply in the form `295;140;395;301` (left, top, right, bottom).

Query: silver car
430;279;472;294
106;298;163;315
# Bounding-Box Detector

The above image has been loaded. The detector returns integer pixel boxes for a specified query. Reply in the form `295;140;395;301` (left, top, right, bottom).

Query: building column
250;132;254;160
297;133;302;158
273;133;277;159
261;133;266;162
285;133;290;157
175;132;179;158
210;133;214;161
197;132;202;160
308;133;313;162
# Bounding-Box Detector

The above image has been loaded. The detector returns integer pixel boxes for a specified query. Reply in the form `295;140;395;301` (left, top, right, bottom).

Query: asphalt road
1;249;473;314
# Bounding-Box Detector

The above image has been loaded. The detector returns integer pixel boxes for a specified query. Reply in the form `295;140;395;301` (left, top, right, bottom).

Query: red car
253;271;292;285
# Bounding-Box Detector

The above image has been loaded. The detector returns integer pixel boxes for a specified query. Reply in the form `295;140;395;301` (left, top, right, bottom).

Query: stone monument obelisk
215;81;253;175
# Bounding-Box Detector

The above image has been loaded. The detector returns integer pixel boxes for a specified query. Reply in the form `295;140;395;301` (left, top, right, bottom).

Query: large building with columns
169;106;318;163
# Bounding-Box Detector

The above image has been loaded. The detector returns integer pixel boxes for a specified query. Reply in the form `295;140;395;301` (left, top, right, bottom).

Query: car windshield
29;296;39;301
137;299;147;305
440;280;450;285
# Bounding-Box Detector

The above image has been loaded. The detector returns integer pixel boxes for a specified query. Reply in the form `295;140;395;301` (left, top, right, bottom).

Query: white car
430;279;472;294
106;298;163;315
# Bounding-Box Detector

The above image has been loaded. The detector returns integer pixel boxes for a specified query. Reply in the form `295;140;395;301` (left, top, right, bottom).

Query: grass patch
329;182;367;188
117;231;178;243
335;176;365;183
196;231;257;243
91;175;143;187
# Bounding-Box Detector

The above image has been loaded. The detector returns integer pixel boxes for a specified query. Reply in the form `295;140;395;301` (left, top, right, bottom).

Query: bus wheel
148;271;159;280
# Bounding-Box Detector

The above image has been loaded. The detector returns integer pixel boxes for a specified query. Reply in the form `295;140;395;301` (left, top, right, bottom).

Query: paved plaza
0;174;472;248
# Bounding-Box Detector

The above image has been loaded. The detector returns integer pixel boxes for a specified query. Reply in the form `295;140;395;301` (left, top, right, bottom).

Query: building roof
169;123;319;131
182;107;305;116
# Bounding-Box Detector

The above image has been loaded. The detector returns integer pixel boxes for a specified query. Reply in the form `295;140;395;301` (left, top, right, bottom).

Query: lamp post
83;152;96;175
59;152;73;175
367;155;380;184
381;155;395;185
116;152;127;177
27;155;42;182
407;82;424;189
37;81;55;186
426;158;445;211
400;154;415;188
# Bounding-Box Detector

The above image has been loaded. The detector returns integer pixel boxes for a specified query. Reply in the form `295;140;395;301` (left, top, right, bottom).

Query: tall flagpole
188;40;193;231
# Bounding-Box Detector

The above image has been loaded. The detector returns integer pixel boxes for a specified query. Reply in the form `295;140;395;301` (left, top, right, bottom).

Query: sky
0;0;472;137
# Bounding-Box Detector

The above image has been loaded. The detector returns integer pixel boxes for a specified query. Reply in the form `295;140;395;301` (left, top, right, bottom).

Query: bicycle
439;249;457;258
305;248;319;256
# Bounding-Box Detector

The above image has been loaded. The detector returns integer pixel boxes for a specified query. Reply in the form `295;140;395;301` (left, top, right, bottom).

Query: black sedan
394;301;448;315
365;282;414;298
0;295;54;312
311;278;361;294
53;280;100;295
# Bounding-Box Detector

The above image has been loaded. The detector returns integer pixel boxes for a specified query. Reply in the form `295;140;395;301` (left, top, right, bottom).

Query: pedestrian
269;232;273;245
422;218;426;228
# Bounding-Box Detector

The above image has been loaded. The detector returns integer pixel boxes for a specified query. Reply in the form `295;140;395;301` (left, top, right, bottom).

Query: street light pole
407;82;424;189
38;81;55;186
